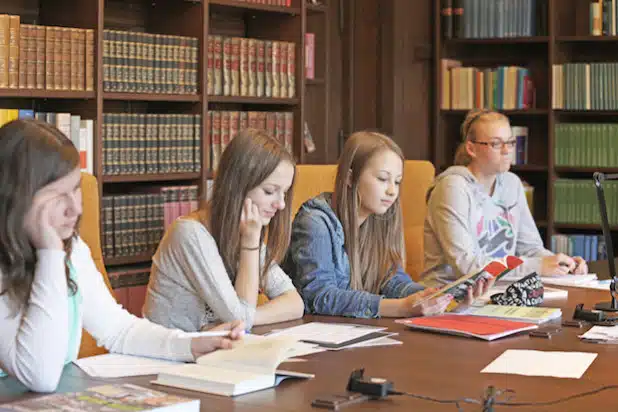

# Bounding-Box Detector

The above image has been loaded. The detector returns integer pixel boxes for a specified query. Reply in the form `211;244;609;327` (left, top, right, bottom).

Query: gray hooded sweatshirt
421;166;553;285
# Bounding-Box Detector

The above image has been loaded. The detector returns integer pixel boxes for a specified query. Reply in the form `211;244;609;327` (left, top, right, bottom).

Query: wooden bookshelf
510;164;549;173
105;254;153;267
102;93;201;102
0;0;333;270
306;3;328;13
102;172;202;184
444;36;550;45
433;0;618;258
0;90;96;99
209;0;301;14
207;96;300;105
306;78;325;85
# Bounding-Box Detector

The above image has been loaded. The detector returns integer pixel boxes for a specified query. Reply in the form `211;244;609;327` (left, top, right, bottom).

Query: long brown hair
454;109;510;165
203;128;295;284
0;119;80;312
332;131;405;294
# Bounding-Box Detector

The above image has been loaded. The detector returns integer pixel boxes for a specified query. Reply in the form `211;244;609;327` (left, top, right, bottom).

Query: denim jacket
283;192;425;318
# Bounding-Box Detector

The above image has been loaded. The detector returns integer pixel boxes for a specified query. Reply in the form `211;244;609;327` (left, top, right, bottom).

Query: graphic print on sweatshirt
476;200;517;258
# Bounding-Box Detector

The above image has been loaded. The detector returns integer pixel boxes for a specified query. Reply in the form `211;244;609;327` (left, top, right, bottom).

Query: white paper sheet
266;322;385;344
481;349;598;379
579;325;618;342
345;337;402;348
74;353;184;378
541;274;610;290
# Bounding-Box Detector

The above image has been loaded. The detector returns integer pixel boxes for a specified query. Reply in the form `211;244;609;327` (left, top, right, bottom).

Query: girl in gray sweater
423;109;588;286
144;129;304;332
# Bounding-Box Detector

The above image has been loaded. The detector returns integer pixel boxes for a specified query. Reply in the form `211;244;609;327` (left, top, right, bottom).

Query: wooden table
2;288;618;411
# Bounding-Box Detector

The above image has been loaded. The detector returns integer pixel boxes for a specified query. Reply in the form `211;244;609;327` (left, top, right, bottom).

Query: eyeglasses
471;139;517;150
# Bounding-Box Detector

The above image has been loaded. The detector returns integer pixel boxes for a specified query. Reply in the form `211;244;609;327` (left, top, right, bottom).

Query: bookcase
434;0;618;261
0;0;331;313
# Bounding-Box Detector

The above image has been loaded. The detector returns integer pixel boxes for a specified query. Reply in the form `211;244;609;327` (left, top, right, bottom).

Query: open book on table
152;335;314;397
419;255;524;303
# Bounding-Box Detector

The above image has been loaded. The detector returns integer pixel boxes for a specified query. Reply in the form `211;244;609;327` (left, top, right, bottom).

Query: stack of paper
462;304;562;324
541;274;610;290
579;325;618;343
266;322;400;350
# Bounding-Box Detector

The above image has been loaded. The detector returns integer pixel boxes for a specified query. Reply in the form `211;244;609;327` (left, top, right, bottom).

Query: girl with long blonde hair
285;131;488;318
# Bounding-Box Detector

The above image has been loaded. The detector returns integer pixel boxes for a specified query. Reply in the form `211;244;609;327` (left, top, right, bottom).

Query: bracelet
241;245;260;251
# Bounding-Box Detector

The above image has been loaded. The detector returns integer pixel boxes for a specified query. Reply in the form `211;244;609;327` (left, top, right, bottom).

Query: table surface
2;287;618;411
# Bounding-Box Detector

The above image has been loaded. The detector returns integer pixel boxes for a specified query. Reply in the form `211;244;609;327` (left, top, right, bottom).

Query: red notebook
396;314;538;341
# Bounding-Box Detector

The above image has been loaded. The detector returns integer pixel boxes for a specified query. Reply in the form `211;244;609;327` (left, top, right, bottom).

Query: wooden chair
400;160;436;280
77;173;113;358
291;164;337;218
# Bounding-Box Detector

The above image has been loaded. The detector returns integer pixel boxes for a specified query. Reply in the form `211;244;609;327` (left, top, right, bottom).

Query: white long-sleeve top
0;237;194;393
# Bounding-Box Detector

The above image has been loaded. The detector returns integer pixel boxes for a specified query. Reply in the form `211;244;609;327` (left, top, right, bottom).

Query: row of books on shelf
440;60;535;110
590;0;618;36
208;110;293;171
102;113;201;176
552;62;618;110
108;265;150;318
509;126;528;165
101;186;198;259
554;179;615;225
551;234;607;263
555;123;618;167
0;108;93;173
207;36;295;98
440;0;541;39
103;30;198;95
236;0;292;5
0;15;95;91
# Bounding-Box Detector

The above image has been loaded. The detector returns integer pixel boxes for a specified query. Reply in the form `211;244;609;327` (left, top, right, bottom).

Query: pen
182;330;244;338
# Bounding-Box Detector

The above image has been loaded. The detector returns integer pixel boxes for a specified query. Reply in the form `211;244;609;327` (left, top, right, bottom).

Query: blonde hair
454;109;510;166
332;131;405;294
202;128;296;286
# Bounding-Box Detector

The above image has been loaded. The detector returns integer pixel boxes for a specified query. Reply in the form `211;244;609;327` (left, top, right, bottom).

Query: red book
396;315;537;341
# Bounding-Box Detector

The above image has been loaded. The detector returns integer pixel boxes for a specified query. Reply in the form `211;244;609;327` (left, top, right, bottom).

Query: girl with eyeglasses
422;109;588;287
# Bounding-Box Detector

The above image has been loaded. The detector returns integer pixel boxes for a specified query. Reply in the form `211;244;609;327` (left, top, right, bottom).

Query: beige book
212;35;223;95
8;15;19;89
256;40;265;97
239;37;249;96
287;42;295;98
278;41;287;98
271;41;280;98
264;40;273;97
0;15;10;88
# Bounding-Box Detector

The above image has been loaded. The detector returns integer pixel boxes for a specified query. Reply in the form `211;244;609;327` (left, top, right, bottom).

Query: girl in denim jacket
284;131;490;319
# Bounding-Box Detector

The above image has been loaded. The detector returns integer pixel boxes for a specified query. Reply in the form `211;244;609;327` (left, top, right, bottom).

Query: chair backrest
77;173;113;358
291;164;337;218
400;160;435;281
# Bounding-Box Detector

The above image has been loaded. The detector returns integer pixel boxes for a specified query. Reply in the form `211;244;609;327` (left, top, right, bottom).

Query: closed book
462;305;562;324
396;314;537;341
0;383;199;411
